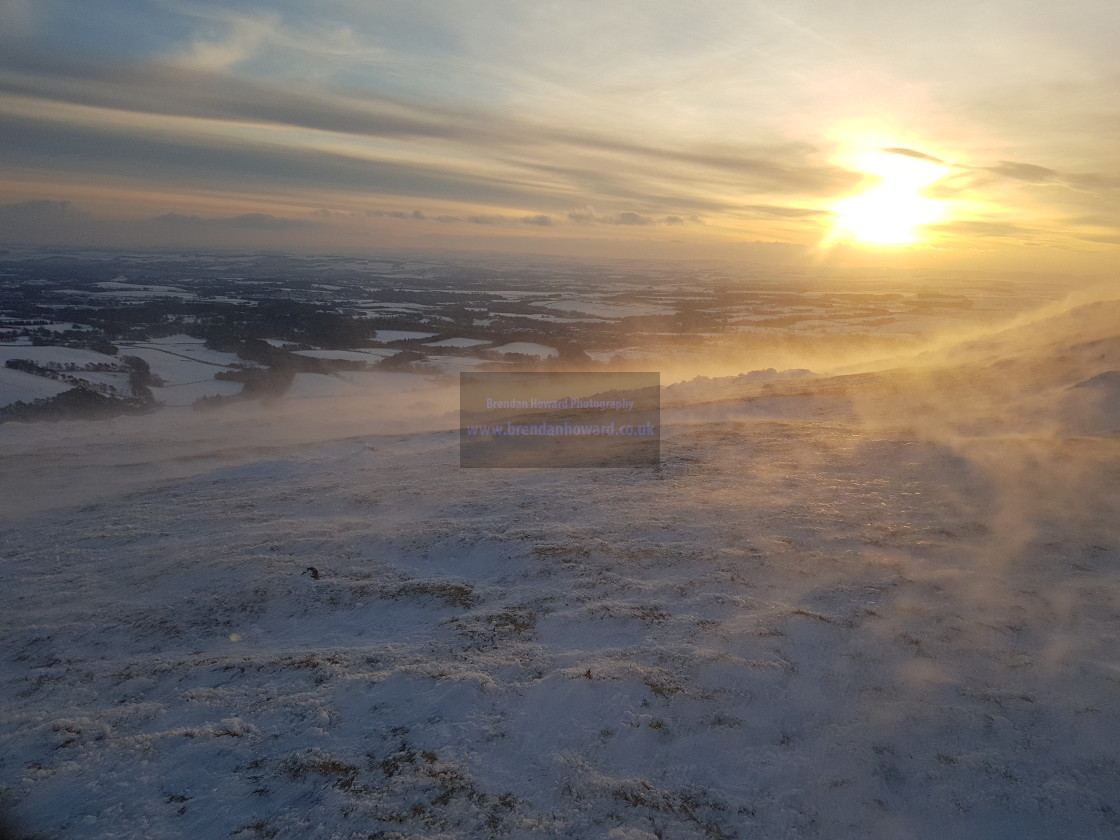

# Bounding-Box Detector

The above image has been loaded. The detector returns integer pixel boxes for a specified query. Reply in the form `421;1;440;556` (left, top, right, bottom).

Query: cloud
874;152;1118;201
567;207;698;226
737;204;826;219
0;200;328;247
170;12;279;72
567;207;649;225
5;6;1113;258
614;211;653;226
0;51;860;224
929;219;1040;239
0;55;467;141
0;114;567;212
151;212;314;231
468;213;556;225
1063;172;1120;191
883;147;947;165
0;199;90;225
363;209;554;227
922;158;1120;242
1077;233;1120;245
986;161;1061;184
536;136;856;199
964;160;1120;193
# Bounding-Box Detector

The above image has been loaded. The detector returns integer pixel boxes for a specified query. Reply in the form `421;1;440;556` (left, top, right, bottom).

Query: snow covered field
2;297;1119;839
101;337;249;407
0;367;72;406
0;347;136;408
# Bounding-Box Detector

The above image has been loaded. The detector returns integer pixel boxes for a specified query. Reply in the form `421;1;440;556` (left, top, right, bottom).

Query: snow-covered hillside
1;298;1119;839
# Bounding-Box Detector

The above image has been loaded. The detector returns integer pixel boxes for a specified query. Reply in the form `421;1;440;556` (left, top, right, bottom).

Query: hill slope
2;299;1119;839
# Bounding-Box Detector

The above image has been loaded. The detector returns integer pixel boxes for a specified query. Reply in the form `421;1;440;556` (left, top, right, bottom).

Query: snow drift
1;296;1119;839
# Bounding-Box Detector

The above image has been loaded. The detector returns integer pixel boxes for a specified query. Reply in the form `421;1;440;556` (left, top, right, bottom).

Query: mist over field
1;250;1117;839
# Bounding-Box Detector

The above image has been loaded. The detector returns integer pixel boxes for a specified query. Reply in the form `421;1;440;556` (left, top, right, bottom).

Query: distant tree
374;350;426;370
0;387;154;424
120;355;161;398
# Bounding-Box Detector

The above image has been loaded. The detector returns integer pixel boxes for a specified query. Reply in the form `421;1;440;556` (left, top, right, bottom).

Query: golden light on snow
829;149;948;246
229;633;241;643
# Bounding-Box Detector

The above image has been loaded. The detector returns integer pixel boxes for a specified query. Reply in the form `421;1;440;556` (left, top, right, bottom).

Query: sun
831;189;943;245
829;150;948;246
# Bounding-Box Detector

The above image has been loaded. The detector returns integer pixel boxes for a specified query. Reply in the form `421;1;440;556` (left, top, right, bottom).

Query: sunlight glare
830;150;948;245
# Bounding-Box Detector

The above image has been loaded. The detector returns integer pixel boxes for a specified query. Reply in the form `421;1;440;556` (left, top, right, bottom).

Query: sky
1;0;1119;268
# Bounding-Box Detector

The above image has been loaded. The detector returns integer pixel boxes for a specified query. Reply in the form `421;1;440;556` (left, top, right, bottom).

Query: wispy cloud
0;55;471;140
169;11;278;72
0;52;852;229
929;219;1041;239
363;209;555;227
0;199;321;247
883;147;947;165
566;207;700;226
0;199;89;224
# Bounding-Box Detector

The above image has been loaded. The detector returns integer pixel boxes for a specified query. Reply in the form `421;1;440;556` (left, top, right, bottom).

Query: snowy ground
1;299;1119;839
0;367;73;406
